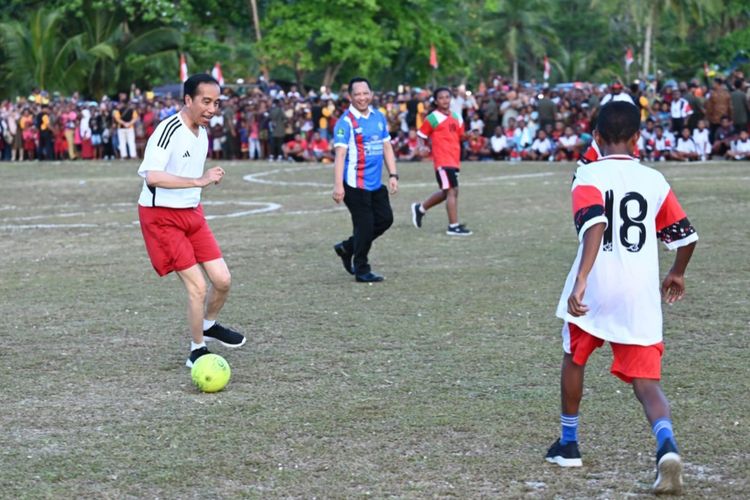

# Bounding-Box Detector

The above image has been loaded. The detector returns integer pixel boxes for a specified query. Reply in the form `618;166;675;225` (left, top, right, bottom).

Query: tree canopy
0;0;748;99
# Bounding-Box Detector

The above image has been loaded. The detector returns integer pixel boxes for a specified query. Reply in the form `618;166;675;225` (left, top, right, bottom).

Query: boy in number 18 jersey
545;102;698;495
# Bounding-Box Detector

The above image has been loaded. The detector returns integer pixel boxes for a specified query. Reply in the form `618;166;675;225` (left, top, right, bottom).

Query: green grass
1;158;748;498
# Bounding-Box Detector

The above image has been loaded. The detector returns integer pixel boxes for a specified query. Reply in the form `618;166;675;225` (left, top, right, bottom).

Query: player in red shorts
411;87;472;236
137;74;246;368
545;102;698;495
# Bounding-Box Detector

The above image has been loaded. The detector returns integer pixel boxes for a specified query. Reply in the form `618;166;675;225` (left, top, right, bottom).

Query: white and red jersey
670;98;693;119
557;155;698;346
649;134;672;152
138;112;209;208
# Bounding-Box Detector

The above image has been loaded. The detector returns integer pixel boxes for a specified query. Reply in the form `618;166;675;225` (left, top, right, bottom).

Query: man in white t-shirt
545;102;697;496
692;120;710;160
726;129;750;160
137;74;246;368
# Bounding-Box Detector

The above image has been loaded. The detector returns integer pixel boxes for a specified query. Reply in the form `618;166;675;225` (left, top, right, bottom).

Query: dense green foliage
0;0;747;98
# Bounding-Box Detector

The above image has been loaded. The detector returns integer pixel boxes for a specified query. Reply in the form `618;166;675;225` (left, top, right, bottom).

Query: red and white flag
625;48;634;68
543;55;550;81
429;44;438;69
179;53;188;83
211;62;224;86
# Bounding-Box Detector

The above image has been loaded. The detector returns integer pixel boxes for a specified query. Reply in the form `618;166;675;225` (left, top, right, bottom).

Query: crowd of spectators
1;70;749;163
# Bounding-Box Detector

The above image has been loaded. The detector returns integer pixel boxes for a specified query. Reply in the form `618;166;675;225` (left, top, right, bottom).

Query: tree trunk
322;61;344;89
247;0;268;80
642;7;653;78
512;58;518;86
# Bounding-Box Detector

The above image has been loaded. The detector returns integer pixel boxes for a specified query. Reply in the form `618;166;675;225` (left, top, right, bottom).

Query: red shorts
565;323;664;383
138;204;222;276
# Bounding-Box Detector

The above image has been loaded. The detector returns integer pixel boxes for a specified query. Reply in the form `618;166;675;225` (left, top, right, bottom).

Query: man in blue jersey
332;77;399;282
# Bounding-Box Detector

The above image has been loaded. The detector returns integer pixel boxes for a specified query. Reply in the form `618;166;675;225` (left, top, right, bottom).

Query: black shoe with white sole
446;224;473;236
653;440;683;495
411;203;424;228
203;323;246;348
545;438;583;467
186;346;210;368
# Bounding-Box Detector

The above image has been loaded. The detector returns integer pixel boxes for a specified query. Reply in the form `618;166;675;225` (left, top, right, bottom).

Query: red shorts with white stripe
435;167;459;190
564;322;664;383
138;204;222;276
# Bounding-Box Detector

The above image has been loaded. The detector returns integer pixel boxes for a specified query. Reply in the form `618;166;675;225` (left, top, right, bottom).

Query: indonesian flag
429;44;438;69
211;62;225;86
543;55;550;80
179;53;188;83
625;47;634;68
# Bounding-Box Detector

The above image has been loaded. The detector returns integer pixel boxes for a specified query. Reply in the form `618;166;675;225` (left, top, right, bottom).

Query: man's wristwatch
389;173;399;180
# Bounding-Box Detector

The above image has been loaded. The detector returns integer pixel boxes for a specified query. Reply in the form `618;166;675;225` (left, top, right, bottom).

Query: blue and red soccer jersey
333;106;390;191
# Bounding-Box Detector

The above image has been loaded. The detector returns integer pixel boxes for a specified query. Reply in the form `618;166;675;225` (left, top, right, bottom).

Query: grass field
1;158;748;498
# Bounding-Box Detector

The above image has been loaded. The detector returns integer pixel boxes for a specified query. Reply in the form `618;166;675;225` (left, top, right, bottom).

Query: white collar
348;105;373;119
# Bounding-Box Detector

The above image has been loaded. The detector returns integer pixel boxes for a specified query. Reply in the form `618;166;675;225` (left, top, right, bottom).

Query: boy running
411;87;472;236
545;102;698;495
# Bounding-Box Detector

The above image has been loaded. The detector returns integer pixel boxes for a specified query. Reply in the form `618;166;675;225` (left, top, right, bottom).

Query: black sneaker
411;203;424;228
186;346;210;368
653;440;683;495
203;323;246;348
333;242;354;275
446;224;473;236
545;438;583;467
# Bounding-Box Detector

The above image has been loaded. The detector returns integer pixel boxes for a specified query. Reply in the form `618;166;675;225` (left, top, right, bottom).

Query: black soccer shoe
186;346;210;368
333;242;354;275
411;202;424;228
446;224;473;236
653;440;683;495
545;438;583;467
203;323;246;348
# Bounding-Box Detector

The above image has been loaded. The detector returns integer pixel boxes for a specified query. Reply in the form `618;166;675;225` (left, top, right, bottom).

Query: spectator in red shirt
282;132;308;162
308;131;333;162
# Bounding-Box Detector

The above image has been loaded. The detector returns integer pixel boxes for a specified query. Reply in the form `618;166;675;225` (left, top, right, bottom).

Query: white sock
449;223;460;228
203;319;216;331
419;204;426;214
191;341;206;351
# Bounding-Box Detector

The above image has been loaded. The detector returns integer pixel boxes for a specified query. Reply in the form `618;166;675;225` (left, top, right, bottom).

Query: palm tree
484;0;556;85
0;8;79;93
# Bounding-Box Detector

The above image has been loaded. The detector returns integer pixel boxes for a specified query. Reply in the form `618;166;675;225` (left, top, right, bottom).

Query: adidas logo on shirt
182;150;191;158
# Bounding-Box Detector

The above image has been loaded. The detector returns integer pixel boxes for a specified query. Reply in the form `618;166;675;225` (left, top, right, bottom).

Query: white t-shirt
557;156;698;346
558;134;578;149
674;136;697;154
531;137;552;154
692;128;710;155
137;112;209;208
731;138;750;154
490;134;508;152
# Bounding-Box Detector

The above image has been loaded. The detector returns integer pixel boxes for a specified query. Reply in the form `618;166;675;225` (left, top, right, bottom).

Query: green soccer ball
191;354;231;393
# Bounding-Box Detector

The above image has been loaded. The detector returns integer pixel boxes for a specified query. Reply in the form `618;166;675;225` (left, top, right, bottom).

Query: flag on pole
543;55;550;81
179;53;188;83
211;62;225;86
429;44;438;69
625;48;634;68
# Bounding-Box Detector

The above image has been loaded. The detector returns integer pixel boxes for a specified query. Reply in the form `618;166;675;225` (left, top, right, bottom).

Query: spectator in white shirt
672;127;699;162
726;130;750;160
692;119;710;161
555;126;579;162
527;129;553;161
490;125;510;160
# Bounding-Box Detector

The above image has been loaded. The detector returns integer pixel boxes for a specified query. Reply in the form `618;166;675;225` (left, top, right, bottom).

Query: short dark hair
596;101;640;145
348;77;371;94
183;74;220;104
433;86;451;101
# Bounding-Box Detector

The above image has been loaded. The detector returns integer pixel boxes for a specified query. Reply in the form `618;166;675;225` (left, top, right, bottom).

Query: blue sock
560;413;579;445
652;418;676;450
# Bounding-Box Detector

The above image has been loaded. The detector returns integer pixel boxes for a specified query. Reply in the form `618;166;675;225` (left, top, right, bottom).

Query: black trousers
342;184;393;275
